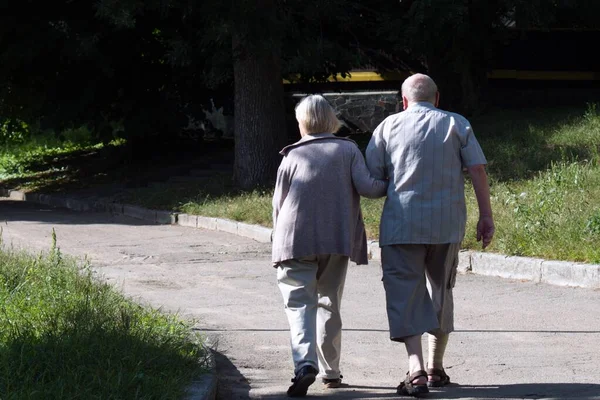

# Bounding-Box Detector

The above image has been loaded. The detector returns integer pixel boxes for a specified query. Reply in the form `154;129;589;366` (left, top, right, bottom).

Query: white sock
427;333;449;370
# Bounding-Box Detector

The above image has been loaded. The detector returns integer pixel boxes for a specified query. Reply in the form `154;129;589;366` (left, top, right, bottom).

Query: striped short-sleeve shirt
365;102;487;245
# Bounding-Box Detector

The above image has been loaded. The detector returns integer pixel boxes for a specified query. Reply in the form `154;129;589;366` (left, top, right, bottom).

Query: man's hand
467;164;494;249
476;216;495;249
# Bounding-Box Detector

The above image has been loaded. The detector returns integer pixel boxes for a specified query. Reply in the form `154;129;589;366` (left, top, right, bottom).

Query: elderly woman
272;94;387;397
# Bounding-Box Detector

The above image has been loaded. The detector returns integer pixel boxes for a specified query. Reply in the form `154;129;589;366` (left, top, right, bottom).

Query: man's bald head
401;73;438;105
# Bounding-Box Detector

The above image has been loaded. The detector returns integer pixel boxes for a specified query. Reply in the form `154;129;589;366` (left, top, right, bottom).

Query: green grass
0;128;234;199
117;175;274;227
0;231;208;399
468;104;600;181
0;127;128;193
182;190;273;226
0;129;93;177
464;160;600;263
462;103;600;263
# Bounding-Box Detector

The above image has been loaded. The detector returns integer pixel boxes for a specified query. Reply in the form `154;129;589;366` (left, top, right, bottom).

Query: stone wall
199;90;400;141
291;91;399;133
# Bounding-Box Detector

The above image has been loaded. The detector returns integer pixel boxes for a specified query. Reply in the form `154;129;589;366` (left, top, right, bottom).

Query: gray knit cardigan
272;133;387;264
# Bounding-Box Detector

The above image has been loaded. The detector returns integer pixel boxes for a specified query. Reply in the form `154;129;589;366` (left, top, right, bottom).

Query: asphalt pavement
1;199;599;400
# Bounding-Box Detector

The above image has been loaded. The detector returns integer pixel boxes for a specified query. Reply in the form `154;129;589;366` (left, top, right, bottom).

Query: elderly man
366;73;495;396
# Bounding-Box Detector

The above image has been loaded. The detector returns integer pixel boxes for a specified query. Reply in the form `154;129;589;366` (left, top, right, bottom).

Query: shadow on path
0;200;158;226
423;383;600;399
215;351;251;400
213;348;600;400
254;383;600;399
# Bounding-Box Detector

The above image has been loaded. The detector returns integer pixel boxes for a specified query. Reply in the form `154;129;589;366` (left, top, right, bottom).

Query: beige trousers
381;243;460;341
277;254;349;379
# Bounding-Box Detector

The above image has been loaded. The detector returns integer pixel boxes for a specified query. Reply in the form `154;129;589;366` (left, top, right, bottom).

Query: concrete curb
367;241;599;289
2;187;599;291
0;188;271;244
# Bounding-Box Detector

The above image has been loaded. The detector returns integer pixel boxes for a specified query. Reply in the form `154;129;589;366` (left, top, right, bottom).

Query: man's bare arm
467;164;495;249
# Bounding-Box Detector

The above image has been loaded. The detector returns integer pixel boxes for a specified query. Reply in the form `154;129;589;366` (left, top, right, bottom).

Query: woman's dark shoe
397;370;429;397
287;365;318;397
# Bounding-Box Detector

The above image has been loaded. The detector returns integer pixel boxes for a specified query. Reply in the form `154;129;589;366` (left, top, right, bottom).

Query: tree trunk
426;44;488;116
424;0;493;116
426;55;461;112
232;5;287;190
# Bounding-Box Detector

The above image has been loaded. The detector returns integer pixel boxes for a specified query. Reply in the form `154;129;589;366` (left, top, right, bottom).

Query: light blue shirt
366;102;487;245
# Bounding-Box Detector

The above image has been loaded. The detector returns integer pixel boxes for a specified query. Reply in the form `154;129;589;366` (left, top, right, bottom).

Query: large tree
230;1;287;189
203;0;411;188
226;0;411;188
2;1;597;186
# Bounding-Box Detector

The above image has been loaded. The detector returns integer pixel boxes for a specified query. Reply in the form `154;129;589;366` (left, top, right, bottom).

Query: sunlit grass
464;160;600;263
0;233;208;399
0;126;126;191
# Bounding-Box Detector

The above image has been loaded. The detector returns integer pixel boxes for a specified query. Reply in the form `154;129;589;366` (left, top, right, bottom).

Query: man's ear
402;96;409;110
435;91;440;108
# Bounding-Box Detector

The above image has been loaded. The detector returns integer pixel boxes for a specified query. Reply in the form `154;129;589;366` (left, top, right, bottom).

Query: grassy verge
144;104;600;264
119;176;274;227
1;105;599;263
0;127;126;193
0;127;233;196
465;159;600;263
464;104;600;263
0;232;208;399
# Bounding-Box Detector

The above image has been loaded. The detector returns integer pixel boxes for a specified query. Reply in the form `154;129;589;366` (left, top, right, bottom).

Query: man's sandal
397;370;429;397
426;368;450;387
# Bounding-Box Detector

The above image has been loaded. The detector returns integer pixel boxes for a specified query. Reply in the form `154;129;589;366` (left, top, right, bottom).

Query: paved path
1;199;599;400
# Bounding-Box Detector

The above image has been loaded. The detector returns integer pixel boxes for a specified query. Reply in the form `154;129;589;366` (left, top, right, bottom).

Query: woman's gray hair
401;73;438;103
295;94;342;134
